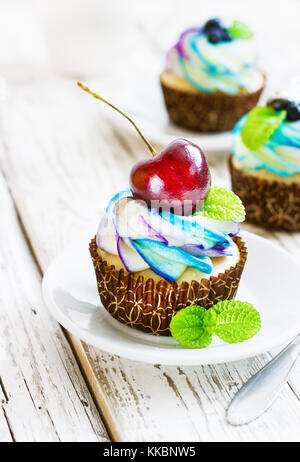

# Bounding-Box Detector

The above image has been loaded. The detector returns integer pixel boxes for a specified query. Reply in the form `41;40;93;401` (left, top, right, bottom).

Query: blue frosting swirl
96;191;241;281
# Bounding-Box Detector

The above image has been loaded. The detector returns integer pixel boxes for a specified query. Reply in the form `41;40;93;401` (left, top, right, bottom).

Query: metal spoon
227;333;300;426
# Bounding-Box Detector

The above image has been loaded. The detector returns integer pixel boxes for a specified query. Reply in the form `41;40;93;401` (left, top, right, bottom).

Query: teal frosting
167;28;263;95
232;115;300;176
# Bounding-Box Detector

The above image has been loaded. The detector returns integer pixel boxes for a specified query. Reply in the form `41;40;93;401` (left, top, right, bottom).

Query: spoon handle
227;334;300;426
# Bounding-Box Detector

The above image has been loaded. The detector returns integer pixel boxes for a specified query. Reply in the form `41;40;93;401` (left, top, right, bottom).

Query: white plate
42;230;300;365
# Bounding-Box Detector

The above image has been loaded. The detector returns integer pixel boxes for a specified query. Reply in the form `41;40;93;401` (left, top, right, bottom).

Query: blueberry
204;18;222;32
207;26;232;44
207;27;223;43
204;18;232;44
267;98;290;111
286;101;300;121
220;29;232;42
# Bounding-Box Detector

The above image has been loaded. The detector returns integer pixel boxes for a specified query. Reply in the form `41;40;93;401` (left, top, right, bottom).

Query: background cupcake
230;93;300;230
160;18;265;132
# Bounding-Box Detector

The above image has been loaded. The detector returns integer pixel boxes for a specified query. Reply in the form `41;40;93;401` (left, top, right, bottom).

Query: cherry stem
77;82;157;157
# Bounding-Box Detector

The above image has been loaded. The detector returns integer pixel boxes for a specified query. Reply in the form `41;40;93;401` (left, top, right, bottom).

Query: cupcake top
96;186;245;282
96;137;245;283
232;95;300;177
77;82;246;284
166;18;264;95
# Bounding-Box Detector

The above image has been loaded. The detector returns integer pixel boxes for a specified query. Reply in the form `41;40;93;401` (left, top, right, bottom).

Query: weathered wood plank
1;78;300;441
0;373;14;442
0;171;109;442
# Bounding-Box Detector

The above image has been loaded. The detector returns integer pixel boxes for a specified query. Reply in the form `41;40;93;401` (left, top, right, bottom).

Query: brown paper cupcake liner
160;72;264;132
89;236;247;336
229;155;300;231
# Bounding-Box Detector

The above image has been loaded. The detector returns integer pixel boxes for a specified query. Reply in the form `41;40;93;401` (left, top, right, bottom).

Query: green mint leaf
212;300;261;343
198;186;245;222
241;107;287;150
170;305;217;348
227;20;254;39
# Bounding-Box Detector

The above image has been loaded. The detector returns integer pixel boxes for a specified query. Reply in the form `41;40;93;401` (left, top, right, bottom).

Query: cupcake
230;93;300;230
90;138;247;336
160;18;265;132
77;82;247;336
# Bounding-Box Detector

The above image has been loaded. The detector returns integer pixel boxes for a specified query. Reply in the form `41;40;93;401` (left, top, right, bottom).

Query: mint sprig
227;20;253;40
170;301;261;348
195;186;245;222
170;305;216;348
241;107;287;150
212;300;261;343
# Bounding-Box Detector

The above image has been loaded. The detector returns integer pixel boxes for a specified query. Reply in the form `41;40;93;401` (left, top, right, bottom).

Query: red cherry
130;138;211;214
77;83;210;214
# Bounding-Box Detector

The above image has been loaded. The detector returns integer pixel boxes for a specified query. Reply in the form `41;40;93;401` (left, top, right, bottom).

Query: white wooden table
0;0;300;442
0;76;300;442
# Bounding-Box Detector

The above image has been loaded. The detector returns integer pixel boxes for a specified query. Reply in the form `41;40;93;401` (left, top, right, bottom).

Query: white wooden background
0;0;300;442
